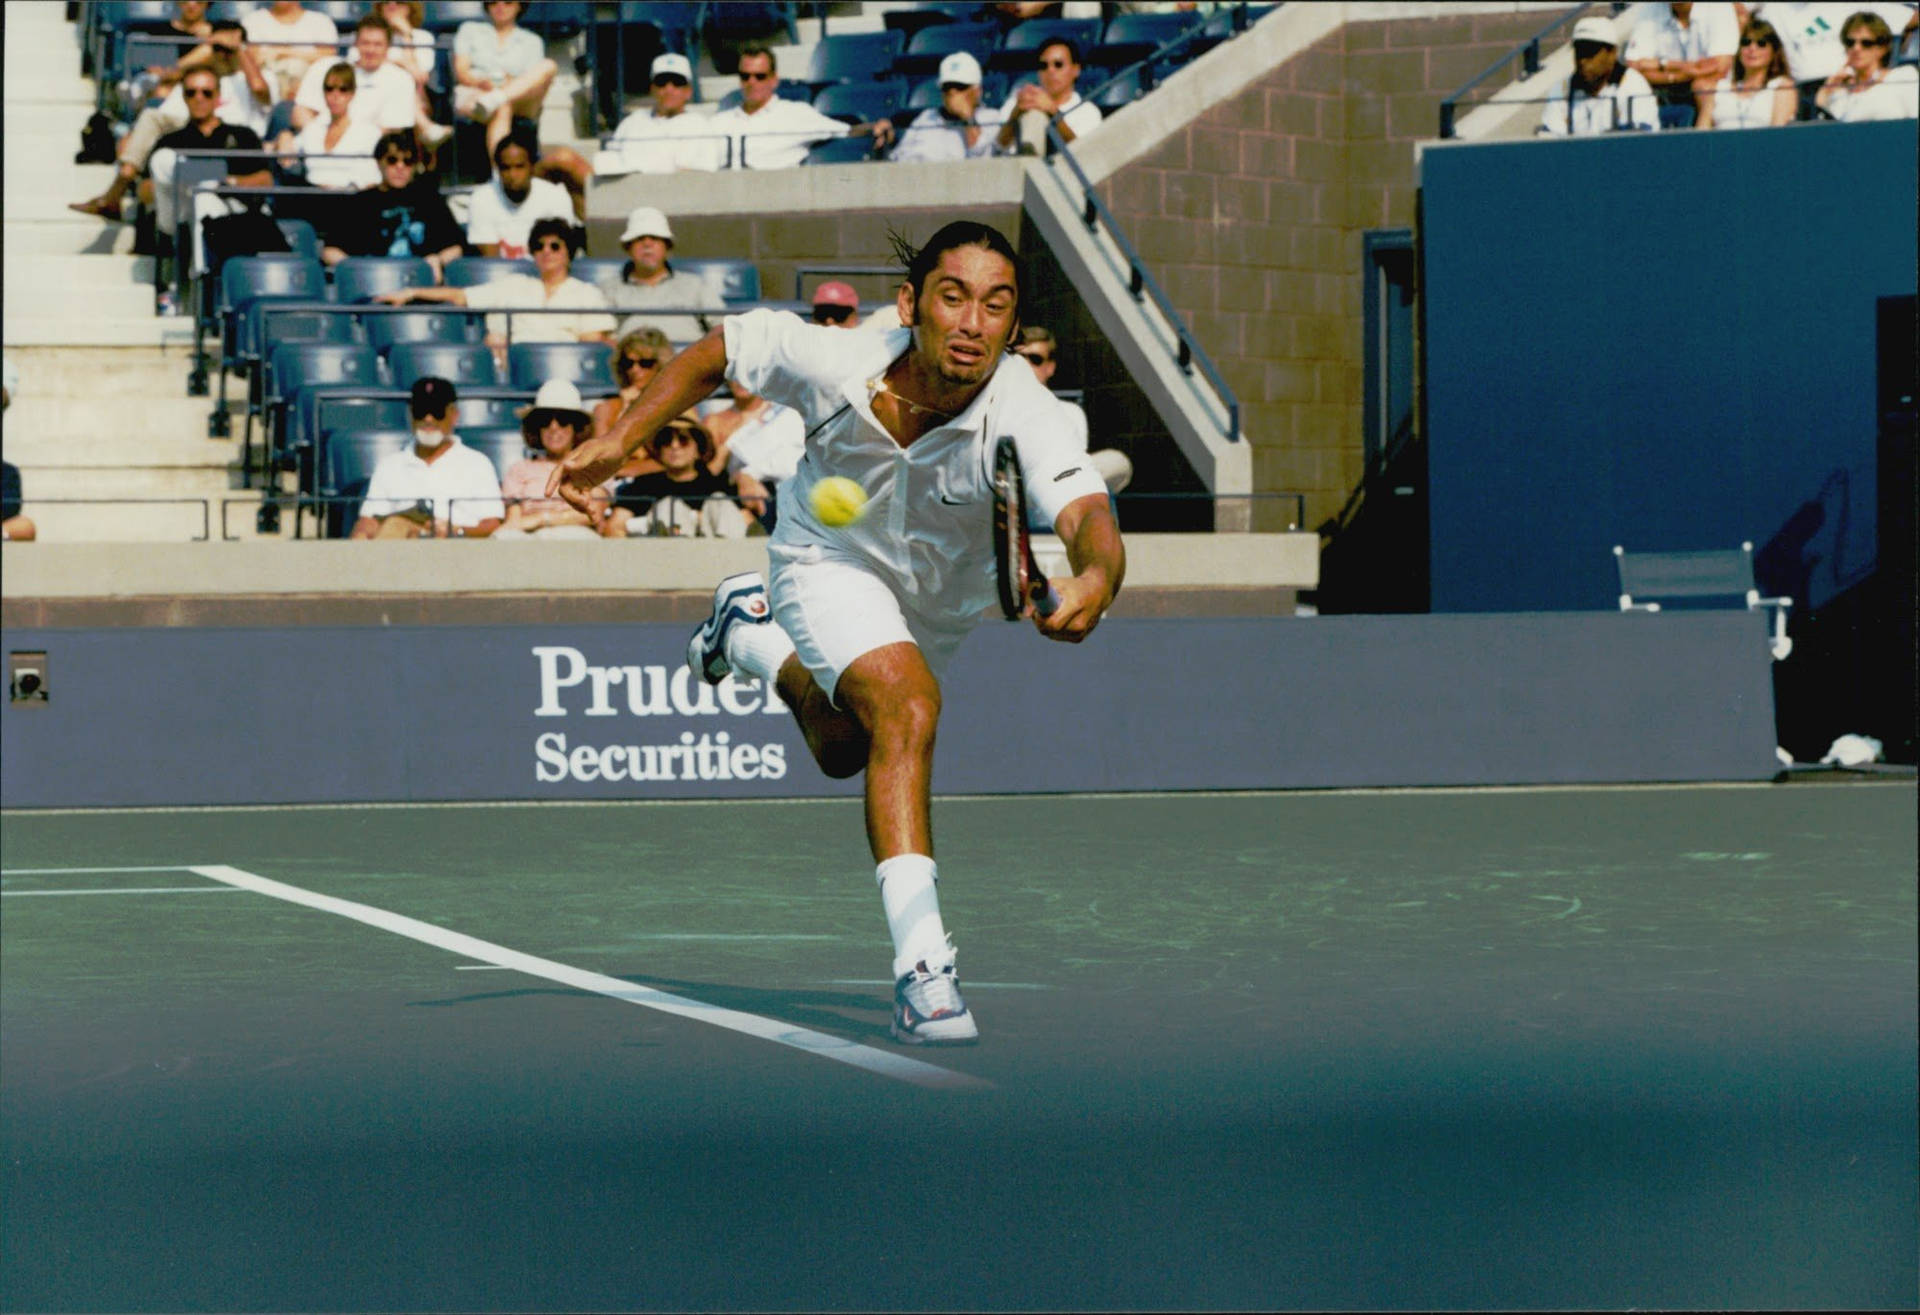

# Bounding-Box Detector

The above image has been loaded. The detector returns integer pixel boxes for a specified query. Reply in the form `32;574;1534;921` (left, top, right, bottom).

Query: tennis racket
991;435;1060;620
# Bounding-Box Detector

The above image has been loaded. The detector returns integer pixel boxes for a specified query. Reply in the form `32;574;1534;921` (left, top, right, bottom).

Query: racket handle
1032;583;1060;617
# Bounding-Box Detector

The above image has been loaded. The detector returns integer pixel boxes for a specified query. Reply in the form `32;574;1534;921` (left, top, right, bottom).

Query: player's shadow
409;975;894;1043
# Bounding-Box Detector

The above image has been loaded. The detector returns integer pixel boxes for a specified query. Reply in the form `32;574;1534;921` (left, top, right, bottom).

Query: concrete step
3;171;138;222
17;465;246;500
1;346;206;400
3;102;98;140
2;254;158;291
1;217;139;256
1;313;197;348
4;401;230;456
3;279;158;321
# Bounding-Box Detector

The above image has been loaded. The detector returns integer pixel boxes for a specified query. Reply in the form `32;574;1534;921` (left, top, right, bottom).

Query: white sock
726;616;796;685
876;854;948;979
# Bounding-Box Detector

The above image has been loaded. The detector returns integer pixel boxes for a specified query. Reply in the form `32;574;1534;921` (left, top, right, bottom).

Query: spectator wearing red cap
810;281;861;328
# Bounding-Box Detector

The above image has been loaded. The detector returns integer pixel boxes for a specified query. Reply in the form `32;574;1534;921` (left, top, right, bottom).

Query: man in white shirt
351;378;506;539
1539;16;1661;135
996;37;1103;156
465;132;578;258
892;51;1007;163
1758;2;1916;82
1623;2;1740;127
711;45;895;170
241;0;337;104
549;221;1124;1047
595;52;728;176
291;13;416;134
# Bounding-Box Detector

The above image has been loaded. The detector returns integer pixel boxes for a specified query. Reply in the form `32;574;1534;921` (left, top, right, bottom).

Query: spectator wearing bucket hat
1540;15;1661;134
350;377;506;539
493;379;611;538
604;204;715;344
892;51;1006;162
596;52;728;176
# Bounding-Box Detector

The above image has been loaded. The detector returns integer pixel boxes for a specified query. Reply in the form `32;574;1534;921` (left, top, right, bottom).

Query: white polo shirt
1623;2;1740;66
1539;68;1660;134
464;274;616;342
722;308;1108;623
713;96;851;170
596;107;729;174
295;56;418;132
464;176;576;257
359;437;506;529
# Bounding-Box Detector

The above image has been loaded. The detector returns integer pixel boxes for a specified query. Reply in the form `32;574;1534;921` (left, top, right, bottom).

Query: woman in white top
280;63;382;189
1817;10;1920;120
373;1;454;149
1699;17;1798;128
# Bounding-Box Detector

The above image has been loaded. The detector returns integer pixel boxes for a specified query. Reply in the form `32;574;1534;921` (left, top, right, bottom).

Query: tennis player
549;221;1124;1044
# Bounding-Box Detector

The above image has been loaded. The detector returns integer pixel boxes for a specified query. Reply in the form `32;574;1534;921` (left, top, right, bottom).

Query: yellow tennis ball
810;475;869;527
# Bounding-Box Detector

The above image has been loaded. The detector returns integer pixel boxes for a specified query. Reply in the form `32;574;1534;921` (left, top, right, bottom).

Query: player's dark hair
888;221;1023;323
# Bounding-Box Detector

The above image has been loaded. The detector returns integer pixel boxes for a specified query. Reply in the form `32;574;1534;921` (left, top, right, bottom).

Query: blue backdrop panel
1420;120;1918;614
1;612;1777;808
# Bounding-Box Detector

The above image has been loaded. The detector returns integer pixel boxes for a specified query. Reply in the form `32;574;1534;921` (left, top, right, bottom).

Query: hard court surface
2;781;1914;1311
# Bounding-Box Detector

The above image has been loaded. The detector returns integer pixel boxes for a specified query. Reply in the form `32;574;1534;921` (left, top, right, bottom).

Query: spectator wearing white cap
604;206;714;344
596;52;728;175
1539;15;1661;134
494;379;612;539
809;281;862;327
892;51;1007;162
712;45;895;169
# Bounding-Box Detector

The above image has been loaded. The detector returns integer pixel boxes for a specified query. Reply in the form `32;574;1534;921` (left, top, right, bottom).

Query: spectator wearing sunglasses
466;131;579;258
1817;9;1919;117
1539;16;1660;134
1622;3;1740;128
277;61;382;190
605;206;712;344
291;13;417;139
375;217;614;352
596;52;727;176
321;130;463;272
1698;18;1800;126
495;379;612;539
997;37;1102;156
712;45;895;170
809;282;862;328
146;64;273;304
1755;2;1916;86
1015;327;1132;495
593;330;675;470
604;416;750;538
892;51;1007;163
351;376;505;539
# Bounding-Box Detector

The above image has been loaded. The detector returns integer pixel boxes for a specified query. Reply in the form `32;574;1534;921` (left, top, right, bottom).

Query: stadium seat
882;3;981;39
807;31;905;89
320;427;413;537
420;0;486;31
388;341;500;390
459;426;532;484
444;256;536;288
207;2;265;21
307;0;367;24
332;257;435;304
447;390;529;430
812;80;907;124
805;136;878;165
267;341;382;477
508;341;615;392
990;18;1102;71
895;22;999;77
674;258;760;306
1088;66;1147;114
1092;11;1202;69
571;257;628;292
364;307;487;350
277;218;321;264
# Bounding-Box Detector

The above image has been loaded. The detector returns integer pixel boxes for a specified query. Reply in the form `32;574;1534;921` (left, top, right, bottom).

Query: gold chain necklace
867;375;958;420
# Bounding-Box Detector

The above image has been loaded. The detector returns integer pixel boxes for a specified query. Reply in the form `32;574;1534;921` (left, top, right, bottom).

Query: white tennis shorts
769;545;975;703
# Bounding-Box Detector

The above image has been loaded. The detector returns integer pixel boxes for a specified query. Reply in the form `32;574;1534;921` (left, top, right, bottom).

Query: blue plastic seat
447;389;529;430
207;2;265;20
1088;66;1147;114
1092;11;1202;68
444;256;536;288
896;21;999;76
320;427;413;537
218;256;327;393
460;426;533;485
812;80;907;124
365;306;487;350
388;341;499;390
508;341;616;392
674;258;760;306
268;341;383;474
420;0;486;30
571;257;629;292
990;17;1102;72
277;218;321;264
807;31;905;88
805;136;878;165
333;257;435;304
882;3;981;38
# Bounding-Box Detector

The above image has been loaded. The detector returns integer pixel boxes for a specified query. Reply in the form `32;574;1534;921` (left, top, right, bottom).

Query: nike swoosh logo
1053;467;1083;482
940;494;969;505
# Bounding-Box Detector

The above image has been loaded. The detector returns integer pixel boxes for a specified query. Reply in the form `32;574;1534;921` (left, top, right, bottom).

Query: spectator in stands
291;14;417;138
1624;2;1740;128
997;37;1103;156
321;129;464;270
592;329;675;461
147;65;273;307
465;131;578;257
1538;16;1660;134
243;0;339;112
604;414;748;538
119;0;213;106
376;217;614;350
276;62;382;190
1817;9;1920;116
595;52;728;176
70;19;272;221
373;1;452;149
1698;17;1800;126
712;45;894;170
1014;326;1133;494
604;206;712;342
351;377;505;539
892;52;1006;163
702;376;805;530
1757;1;1917;112
495;379;610;539
1;357;32;544
810;281;862;327
452;0;558;157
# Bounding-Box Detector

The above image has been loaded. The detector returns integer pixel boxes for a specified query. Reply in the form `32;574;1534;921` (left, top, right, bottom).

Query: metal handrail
1042;123;1240;444
1437;4;1596;139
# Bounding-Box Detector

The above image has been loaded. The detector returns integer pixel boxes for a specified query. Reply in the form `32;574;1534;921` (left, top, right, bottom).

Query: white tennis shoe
891;954;978;1045
687;571;771;685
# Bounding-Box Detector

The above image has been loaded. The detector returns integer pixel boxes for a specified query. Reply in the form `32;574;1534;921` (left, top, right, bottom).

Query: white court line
187;865;988;1092
2;887;244;897
3;865;206;876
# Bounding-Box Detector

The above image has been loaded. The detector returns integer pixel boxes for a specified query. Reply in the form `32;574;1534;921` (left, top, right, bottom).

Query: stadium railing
1437;3;1609;139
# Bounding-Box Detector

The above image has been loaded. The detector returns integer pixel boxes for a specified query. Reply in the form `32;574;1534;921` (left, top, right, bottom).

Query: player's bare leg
829;643;939;862
774;655;868;780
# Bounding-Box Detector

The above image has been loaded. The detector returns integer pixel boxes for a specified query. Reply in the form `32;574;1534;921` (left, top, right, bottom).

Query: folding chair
1614;541;1794;661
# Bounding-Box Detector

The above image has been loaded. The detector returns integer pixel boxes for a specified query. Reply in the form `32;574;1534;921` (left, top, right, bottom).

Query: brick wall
1096;10;1553;532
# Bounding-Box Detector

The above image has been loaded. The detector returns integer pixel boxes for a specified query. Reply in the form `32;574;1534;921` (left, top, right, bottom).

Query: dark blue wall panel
1421;120;1918;613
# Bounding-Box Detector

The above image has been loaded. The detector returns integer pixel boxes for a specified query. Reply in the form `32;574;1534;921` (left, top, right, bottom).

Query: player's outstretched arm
548;327;730;514
1038;492;1124;643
